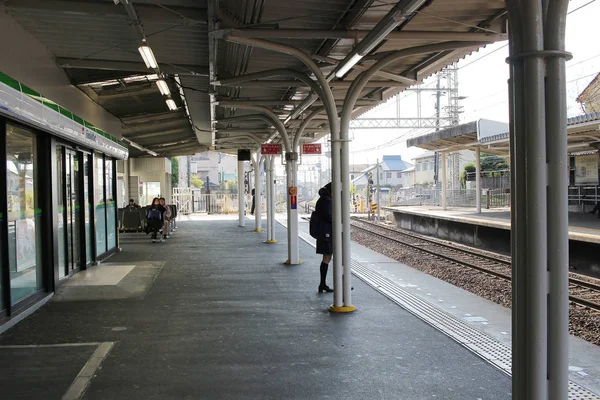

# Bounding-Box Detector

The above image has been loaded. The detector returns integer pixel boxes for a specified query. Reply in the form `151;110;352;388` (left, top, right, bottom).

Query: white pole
265;155;272;240
376;158;381;222
254;154;263;232
238;158;245;227
341;131;353;308
441;152;447;210
270;156;276;242
288;158;299;263
286;161;292;259
476;146;481;213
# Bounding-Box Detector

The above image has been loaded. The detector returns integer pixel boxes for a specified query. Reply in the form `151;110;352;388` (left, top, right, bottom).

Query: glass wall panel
56;147;67;279
66;150;81;272
141;181;161;206
94;153;106;256
84;154;92;265
105;158;116;250
6;124;43;305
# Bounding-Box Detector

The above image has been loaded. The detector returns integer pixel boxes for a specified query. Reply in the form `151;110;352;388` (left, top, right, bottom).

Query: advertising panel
575;154;598;185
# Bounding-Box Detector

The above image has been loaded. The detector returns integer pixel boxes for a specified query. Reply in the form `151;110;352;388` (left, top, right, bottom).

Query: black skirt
316;238;333;255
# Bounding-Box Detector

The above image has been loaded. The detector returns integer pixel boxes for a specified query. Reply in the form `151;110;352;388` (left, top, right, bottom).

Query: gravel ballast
351;226;600;347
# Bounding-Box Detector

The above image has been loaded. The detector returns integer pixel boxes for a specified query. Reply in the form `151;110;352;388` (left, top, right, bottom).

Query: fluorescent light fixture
138;42;158;69
166;98;177;110
122;138;158;157
335;53;363;78
156;79;170;96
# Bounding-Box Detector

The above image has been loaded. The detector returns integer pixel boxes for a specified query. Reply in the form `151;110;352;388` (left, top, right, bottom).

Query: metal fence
389;188;510;209
466;170;511;190
172;187;286;214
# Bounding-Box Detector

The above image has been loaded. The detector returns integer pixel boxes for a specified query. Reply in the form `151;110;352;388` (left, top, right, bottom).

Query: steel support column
339;42;486;310
264;155;272;241
475;146;481;213
505;0;571;398
254;153;263;232
441;152;447;209
285;157;300;263
220;37;341;293
268;156;277;243
238;158;245;227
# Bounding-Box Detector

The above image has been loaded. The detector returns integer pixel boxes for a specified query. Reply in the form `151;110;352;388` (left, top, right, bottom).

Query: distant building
352;155;414;190
187;151;243;192
413;150;475;189
577;73;600;114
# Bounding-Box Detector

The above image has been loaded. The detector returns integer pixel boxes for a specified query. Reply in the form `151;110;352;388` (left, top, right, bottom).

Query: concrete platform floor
0;215;512;400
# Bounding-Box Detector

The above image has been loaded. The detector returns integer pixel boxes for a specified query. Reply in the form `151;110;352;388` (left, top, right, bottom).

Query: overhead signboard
261;143;281;155
302;143;322;155
575;154;599;185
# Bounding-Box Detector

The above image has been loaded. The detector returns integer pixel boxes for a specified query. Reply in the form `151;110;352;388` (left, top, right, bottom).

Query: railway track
351;217;600;312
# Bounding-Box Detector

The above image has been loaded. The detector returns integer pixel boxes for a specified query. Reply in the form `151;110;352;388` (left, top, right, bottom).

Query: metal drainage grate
351;260;600;400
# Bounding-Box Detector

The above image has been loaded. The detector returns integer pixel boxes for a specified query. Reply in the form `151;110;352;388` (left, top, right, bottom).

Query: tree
460;163;476;188
171;157;179;188
350;183;357;196
225;179;238;193
481;154;509;172
191;175;204;189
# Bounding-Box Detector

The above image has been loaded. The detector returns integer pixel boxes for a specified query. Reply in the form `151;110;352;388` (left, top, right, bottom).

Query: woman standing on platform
315;182;334;293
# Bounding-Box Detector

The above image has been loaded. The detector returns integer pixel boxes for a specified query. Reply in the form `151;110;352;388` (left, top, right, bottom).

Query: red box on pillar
302;143;322;155
290;195;297;209
261;143;281;155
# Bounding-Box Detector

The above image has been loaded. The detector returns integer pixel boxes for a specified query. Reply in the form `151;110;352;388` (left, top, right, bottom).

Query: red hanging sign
302;143;322;155
290;195;297;209
261;143;282;155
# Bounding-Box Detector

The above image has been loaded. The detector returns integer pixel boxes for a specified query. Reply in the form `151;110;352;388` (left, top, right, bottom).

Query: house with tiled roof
351;155;414;189
576;73;600;114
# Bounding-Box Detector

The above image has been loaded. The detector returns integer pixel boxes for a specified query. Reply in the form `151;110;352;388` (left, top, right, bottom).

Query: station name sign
302;143;322;155
261;143;282;155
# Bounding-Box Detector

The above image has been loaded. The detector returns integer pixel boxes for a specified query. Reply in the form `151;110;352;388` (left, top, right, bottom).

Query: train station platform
0;214;599;399
384;206;600;275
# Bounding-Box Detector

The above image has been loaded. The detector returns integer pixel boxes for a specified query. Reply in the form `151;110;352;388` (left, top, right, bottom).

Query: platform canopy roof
406;119;509;155
406;112;600;156
4;0;509;157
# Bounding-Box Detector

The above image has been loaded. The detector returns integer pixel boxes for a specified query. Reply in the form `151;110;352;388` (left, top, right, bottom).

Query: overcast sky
342;0;600;166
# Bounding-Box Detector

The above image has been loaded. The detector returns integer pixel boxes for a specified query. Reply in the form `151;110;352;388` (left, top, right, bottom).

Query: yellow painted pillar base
265;239;277;243
284;259;302;264
329;305;356;313
253;228;263;232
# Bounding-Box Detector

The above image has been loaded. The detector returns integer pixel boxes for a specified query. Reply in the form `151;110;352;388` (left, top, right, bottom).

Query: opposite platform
1;215;511;400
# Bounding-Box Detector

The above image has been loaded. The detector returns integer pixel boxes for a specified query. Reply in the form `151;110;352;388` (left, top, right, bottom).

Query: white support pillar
269;156;276;243
238;158;245;227
264;155;272;241
254;154;263;232
341;135;353;309
505;1;570;398
441;152;447;210
286;154;300;264
331;138;343;308
475;146;481;213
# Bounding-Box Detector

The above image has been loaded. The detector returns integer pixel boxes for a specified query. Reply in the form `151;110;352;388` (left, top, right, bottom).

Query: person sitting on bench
127;198;140;208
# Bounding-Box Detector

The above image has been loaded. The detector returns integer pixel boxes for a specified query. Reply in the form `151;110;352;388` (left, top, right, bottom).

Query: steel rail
350;219;600;312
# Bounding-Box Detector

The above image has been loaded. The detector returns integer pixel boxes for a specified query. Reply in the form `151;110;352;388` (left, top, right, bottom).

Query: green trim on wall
21;84;43;103
0;71;20;91
0;70;127;151
59;107;73;119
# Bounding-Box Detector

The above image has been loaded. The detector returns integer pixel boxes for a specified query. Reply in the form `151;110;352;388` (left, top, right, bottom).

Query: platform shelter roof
407;113;600;157
3;0;510;157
